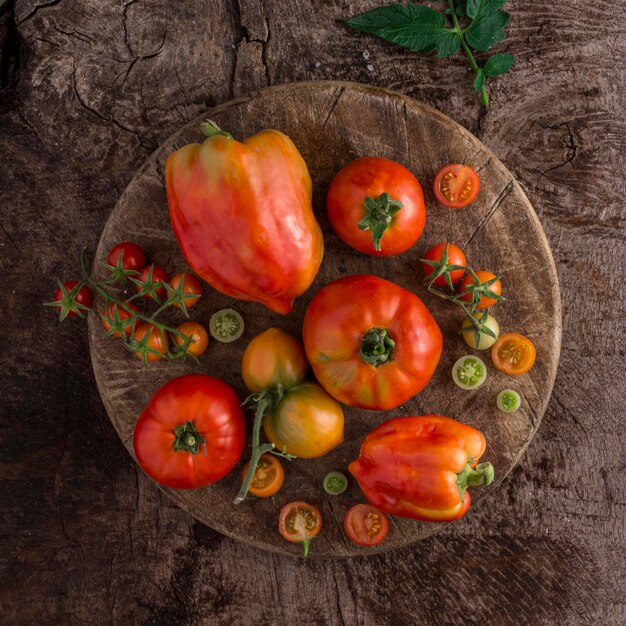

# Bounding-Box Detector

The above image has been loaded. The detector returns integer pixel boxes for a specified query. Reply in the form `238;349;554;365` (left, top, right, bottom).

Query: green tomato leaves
346;1;515;107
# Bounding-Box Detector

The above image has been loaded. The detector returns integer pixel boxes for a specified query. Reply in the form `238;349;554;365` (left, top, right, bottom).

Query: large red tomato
133;374;246;489
327;157;426;256
302;275;442;410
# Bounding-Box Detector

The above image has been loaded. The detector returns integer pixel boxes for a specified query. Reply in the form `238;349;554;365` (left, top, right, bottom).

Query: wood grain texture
89;81;561;557
0;0;623;623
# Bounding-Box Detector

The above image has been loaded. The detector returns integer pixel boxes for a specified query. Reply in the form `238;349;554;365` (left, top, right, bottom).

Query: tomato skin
174;321;209;357
433;164;480;208
278;501;322;549
421;243;467;286
263;382;344;458
107;242;145;271
101;302;139;337
170;273;202;309
133;323;170;362
327;157;426;256
135;264;170;298
343;504;389;547
303;275;443;410
242;328;308;392
54;280;93;317
242;454;284;497
133;374;246;489
491;333;537;376
460;271;502;309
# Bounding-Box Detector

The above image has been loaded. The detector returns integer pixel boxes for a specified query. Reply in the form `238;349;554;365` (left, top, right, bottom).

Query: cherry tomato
327;157;426;256
52;280;93;318
434;164;480;208
421;242;467;287
278;501;322;557
242;328;308;393
133;374;246;489
101;302;139;337
242;454;284;498
106;242;146;271
174;321;209;357
133;323;169;362
170;272;202;310
343;504;389;547
134;264;170;300
459;271;503;309
491;333;536;376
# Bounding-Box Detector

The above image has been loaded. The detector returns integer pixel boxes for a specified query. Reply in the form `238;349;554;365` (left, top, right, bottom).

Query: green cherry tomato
323;471;348;495
497;389;521;413
209;309;244;343
461;313;500;350
452;355;487;390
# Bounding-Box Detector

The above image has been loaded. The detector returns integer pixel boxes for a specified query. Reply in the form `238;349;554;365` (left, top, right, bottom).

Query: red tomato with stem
135;264;170;299
459;270;503;309
343;504;389;547
106;242;146;271
52;280;93;318
327;157;426;256
101;301;139;337
133;323;170;362
421;242;467;287
278;501;322;557
434;164;480;209
170;272;203;310
133;374;246;489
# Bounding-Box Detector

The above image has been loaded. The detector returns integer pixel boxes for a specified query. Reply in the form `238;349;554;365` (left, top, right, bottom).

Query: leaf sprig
347;0;515;106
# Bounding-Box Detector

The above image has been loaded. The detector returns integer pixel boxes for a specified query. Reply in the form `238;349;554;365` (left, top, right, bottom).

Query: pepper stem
200;119;233;139
456;461;495;502
358;193;403;252
360;327;395;367
172;421;206;455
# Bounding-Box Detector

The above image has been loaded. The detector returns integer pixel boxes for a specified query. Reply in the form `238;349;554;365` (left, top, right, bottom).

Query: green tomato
452;355;487;390
323;471;348;495
497;389;521;413
461;313;500;350
209;309;244;343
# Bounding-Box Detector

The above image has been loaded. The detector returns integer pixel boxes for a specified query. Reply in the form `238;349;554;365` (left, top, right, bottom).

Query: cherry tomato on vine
174;321;209;357
421;242;467;287
52;280;93;318
491;333;536;376
343;504;389;547
459;271;503;309
170;272;202;310
278;501;322;557
101;301;139;337
133;323;169;362
106;242;145;272
135;264;170;299
242;454;284;498
327;157;426;256
434;164;480;209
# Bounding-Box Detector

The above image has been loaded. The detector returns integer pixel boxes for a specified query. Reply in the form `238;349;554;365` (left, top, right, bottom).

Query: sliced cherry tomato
101;302;139;337
174;321;209;357
170;272;202;310
323;471;348;495
452;355;487;390
51;280;93;319
434;164;480;208
343;504;389;547
209;308;244;343
134;264;170;300
497;389;521;412
106;242;146;272
278;501;322;557
421;242;467;287
242;454;284;498
459;270;503;309
133;323;169;362
491;333;536;376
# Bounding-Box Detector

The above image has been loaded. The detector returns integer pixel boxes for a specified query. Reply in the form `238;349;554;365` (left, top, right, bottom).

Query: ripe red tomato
343;504;389;547
278;501;322;557
459;270;502;309
133;323;169;362
434;164;480;208
170;272;202;309
135;264;170;299
174;321;209;357
101;301;139;337
421;242;467;287
303;274;443;410
327;157;426;256
53;280;93;318
133;374;246;489
106;242;146;271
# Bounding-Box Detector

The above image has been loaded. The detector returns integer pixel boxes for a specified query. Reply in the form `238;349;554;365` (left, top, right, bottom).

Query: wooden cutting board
88;81;561;558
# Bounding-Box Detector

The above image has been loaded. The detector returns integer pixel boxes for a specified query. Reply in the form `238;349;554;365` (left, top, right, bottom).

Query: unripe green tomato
461;313;500;350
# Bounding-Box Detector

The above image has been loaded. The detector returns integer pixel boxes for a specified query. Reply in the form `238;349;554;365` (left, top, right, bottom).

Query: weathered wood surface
0;0;623;622
90;81;561;557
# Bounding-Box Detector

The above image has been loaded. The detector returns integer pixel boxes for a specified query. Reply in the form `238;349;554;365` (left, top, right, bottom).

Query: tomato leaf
464;11;510;52
483;52;515;76
467;0;506;19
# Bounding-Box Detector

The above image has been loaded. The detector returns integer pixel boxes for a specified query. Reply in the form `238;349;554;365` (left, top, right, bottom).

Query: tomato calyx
165;275;202;317
172;420;207;455
458;269;504;312
200;119;233;140
456;460;494;502
357;192;403;252
131;265;170;302
45;279;93;320
360;327;395;367
421;243;467;290
101;248;143;286
461;309;499;348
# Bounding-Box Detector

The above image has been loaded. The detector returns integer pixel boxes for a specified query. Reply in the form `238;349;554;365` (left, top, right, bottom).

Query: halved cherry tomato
133;323;169;362
421;242;467;287
242;454;284;497
491;333;536;376
278;501;322;557
106;241;146;272
170;272;202;310
434;164;480;209
459;270;503;309
343;504;389;547
135;264;170;299
174;321;209;357
101;302;139;337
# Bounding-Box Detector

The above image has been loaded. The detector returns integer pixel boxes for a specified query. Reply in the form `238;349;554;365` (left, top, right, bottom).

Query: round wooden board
88;81;561;558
